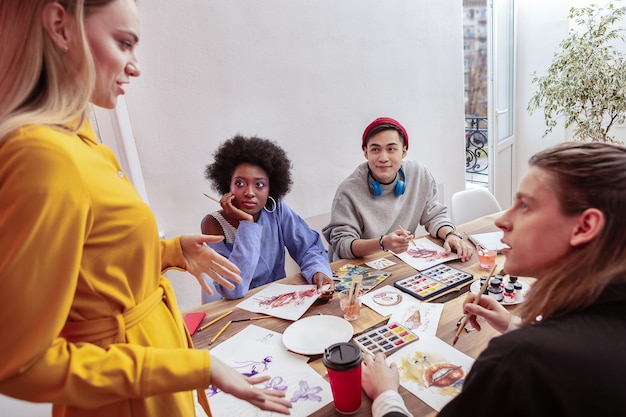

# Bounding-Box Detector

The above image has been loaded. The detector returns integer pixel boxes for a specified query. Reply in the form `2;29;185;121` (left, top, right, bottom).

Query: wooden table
188;213;529;416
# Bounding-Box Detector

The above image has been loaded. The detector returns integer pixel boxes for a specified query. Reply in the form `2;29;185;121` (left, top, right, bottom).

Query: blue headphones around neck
368;166;406;197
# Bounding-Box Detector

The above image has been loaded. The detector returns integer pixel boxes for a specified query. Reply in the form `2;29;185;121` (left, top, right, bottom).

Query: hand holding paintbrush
452;263;498;346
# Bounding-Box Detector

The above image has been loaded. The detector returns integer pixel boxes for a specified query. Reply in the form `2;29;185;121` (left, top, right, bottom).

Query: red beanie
362;117;409;150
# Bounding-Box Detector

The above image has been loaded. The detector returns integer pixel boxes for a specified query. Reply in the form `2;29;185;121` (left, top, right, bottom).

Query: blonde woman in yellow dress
0;1;292;416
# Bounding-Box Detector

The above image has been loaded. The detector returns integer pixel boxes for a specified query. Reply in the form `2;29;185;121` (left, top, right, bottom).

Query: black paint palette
393;264;473;301
353;322;419;356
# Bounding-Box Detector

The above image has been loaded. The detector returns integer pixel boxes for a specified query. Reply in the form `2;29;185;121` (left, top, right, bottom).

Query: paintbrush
398;225;415;247
231;315;273;323
203;193;221;204
452;263;498;346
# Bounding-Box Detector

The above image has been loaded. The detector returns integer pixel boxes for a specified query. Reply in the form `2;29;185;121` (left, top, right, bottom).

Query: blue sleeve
211;221;262;299
279;202;332;283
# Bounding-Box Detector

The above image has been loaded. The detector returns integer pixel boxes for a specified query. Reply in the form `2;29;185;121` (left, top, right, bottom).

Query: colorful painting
195;325;332;417
386;334;475;412
236;283;320;321
332;263;391;293
394;237;458;271
388;303;444;335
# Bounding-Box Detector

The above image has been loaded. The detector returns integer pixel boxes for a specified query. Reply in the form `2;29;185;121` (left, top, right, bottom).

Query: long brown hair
517;141;626;325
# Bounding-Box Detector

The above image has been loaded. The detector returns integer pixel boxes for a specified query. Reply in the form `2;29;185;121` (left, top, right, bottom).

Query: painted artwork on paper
332;263;391;293
195;325;332;417
386;334;475;412
388;302;444;335
394;237;458;270
360;285;421;317
236;283;320;320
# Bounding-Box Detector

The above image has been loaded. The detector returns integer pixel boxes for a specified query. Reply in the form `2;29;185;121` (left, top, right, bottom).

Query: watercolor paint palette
352;322;419;356
393;265;474;301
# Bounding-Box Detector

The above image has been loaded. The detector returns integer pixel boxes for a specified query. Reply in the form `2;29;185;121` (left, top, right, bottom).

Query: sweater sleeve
371;390;413;417
322;182;364;261
416;168;454;237
212;221;263;299
279;202;332;282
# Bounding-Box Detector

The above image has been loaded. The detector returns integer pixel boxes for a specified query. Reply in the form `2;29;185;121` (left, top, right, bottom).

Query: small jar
513;281;524;301
479;276;489;294
488;280;503;302
503;284;516;303
508;275;518;284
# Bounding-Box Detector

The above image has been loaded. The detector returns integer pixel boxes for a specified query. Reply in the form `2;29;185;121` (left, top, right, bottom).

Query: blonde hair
518;141;626;325
0;0;115;142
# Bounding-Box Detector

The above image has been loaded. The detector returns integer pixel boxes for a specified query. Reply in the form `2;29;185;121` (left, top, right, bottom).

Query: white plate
470;279;531;305
282;315;353;355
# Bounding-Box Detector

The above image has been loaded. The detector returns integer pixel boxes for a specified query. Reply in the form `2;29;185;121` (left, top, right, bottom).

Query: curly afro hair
205;134;293;201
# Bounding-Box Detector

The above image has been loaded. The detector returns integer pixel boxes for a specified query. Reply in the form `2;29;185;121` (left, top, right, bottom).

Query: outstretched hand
211;355;292;414
180;234;242;296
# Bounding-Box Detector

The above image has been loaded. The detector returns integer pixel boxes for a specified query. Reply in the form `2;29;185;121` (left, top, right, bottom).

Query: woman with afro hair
201;135;335;301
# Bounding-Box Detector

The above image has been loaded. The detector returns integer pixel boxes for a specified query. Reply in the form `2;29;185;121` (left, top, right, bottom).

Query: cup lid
323;342;363;370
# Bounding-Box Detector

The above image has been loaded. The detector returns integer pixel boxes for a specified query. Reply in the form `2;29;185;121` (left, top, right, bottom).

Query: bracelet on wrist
379;235;388;252
444;228;463;240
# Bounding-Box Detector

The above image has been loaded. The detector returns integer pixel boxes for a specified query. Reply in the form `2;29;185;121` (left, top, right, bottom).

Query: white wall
105;1;620;312
514;0;569;189
122;1;467;311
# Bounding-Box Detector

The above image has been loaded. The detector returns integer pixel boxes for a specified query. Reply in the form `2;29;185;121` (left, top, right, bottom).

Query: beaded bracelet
379;235;388;252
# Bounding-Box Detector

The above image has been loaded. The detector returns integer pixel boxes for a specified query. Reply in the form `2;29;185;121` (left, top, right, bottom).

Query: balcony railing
465;116;488;186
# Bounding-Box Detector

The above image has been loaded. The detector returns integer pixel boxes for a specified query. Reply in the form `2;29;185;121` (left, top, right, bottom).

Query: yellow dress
0;122;211;416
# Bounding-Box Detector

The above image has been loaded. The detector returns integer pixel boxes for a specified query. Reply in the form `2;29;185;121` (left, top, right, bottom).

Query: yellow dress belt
59;279;213;416
60;285;165;344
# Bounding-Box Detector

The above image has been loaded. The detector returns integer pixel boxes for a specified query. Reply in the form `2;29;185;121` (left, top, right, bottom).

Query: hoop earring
264;196;277;213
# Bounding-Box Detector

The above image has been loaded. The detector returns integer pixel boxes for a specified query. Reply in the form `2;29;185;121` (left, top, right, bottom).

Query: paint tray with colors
393;264;473;301
353;322;419;356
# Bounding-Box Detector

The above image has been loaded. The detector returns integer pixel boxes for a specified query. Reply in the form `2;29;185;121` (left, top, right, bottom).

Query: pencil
203;193;221;204
209;320;232;345
198;310;232;332
231;315;273;323
452;263;498;346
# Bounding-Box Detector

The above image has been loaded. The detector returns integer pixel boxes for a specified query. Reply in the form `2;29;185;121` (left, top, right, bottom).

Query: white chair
450;188;502;225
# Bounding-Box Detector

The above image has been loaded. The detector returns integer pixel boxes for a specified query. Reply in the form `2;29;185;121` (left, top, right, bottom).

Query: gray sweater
322;161;453;261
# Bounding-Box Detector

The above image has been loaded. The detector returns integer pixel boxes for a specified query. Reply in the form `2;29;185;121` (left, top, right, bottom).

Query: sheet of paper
387;334;475;412
236;283;320;321
360;285;421;317
394;237;458;270
468;231;508;253
388;302;444;335
365;257;397;270
195;325;332;417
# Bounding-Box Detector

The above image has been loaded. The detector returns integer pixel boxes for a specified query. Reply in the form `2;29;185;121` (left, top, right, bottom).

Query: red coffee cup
323;342;363;414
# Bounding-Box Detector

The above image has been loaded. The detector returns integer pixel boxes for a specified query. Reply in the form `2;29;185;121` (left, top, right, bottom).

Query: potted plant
527;1;626;143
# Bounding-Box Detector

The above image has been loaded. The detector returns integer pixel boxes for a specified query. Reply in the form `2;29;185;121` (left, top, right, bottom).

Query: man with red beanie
322;116;473;261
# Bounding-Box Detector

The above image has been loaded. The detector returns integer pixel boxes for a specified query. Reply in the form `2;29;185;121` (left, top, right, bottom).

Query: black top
438;281;626;417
